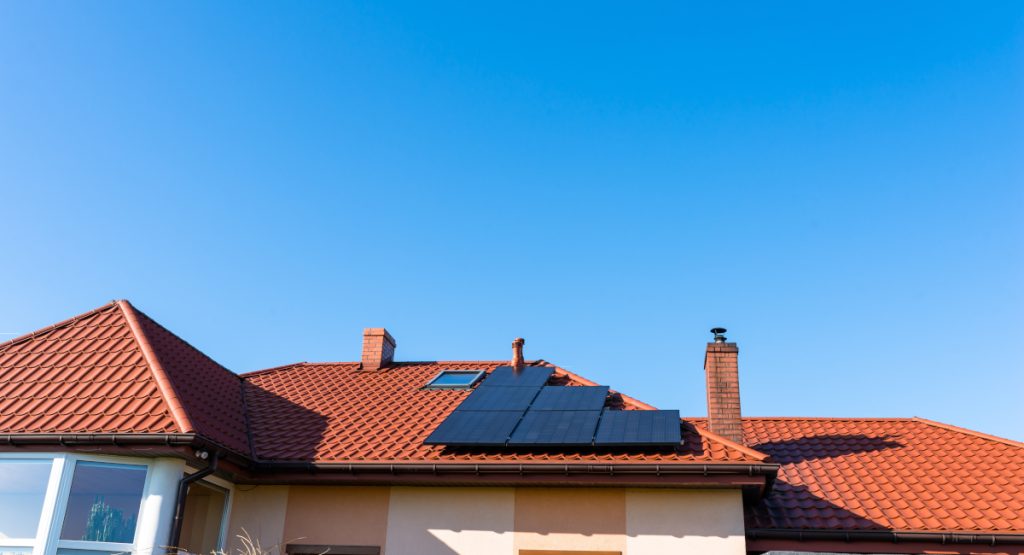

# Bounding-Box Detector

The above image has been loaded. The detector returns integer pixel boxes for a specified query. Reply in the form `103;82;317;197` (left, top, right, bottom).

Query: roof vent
711;327;727;343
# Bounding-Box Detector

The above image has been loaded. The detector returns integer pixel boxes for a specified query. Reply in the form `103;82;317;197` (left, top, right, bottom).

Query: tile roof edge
689;422;770;461
546;363;658;411
117;300;196;434
0;301;120;353
913;416;1024;449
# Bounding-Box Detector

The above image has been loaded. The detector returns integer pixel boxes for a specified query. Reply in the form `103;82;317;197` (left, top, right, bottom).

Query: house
0;300;1020;555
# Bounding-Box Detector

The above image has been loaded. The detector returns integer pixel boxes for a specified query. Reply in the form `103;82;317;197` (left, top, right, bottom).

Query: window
60;462;147;543
0;454;182;555
425;370;484;389
0;459;52;540
179;481;228;555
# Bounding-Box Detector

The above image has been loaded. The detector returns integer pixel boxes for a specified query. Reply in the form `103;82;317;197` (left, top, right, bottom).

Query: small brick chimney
511;338;525;371
705;327;744;444
362;328;396;371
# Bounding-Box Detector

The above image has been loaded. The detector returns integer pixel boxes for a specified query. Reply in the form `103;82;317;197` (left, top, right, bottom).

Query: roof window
425;370;484;389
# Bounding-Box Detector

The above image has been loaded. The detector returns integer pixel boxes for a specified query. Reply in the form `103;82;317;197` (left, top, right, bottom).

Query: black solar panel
593;410;682;446
507;410;600;446
530;386;609;411
481;366;553;388
455;385;542;412
423;410;524;446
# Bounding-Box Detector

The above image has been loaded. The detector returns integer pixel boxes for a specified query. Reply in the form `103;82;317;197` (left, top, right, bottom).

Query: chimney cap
710;327;727;343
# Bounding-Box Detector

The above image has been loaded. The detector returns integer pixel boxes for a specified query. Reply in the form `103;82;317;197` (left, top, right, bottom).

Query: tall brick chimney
362;328;396;371
705;327;744;444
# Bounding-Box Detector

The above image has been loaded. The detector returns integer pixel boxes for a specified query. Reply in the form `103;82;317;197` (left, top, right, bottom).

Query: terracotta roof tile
0;301;250;455
6;301;1023;538
713;417;1024;534
241;361;759;464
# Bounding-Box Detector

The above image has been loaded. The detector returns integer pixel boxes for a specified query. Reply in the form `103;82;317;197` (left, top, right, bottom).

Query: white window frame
0;453;165;555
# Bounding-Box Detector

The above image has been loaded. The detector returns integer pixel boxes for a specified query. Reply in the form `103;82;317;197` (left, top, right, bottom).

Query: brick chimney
511;338;525;371
362;328;396;370
705;327;744;444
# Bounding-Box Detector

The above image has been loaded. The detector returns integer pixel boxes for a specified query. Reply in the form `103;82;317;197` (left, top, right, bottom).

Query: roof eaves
117;300;195;434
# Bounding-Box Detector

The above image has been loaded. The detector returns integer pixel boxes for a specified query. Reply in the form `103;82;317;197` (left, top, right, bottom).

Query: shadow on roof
244;381;329;461
751;434;903;464
750;479;891;532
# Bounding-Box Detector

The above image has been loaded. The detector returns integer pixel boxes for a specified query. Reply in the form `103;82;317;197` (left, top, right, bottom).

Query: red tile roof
0;301;249;456
242;361;762;464
718;417;1024;534
2;301;1023;541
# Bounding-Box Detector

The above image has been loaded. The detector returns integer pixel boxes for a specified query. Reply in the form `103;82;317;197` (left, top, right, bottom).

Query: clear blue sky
1;2;1022;441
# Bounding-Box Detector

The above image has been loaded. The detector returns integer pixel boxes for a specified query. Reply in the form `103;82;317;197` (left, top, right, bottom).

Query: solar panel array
424;366;682;448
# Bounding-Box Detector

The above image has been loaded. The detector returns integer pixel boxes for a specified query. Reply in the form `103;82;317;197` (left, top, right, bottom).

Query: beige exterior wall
625;489;746;555
226;485;289;554
283;486;390;548
514;487;627;553
385;487;516;555
224;485;746;555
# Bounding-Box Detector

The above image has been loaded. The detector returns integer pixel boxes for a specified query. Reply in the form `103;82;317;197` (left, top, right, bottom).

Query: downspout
168;451;220;551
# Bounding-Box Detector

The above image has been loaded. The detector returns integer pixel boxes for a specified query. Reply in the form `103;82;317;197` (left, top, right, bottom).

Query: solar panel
530;386;609;411
593;410;682;446
455;385;542;412
507;410;600;446
424;410;524;446
481;366;553;388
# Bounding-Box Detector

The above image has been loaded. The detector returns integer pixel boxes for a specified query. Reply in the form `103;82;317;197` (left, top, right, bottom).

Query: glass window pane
60;462;147;544
428;371;482;388
0;459;52;538
57;549;125;555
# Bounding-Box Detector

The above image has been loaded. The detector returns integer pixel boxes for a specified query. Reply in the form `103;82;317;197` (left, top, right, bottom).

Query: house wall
226;485;289;554
224;485;746;555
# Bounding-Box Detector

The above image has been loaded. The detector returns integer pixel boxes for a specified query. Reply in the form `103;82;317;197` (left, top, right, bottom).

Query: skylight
425;370;484;389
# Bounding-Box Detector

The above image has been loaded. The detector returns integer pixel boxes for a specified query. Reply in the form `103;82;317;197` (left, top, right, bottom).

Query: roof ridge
117;300;195;433
240;360;550;379
913;417;1024;449
0;301;120;354
240;361;309;378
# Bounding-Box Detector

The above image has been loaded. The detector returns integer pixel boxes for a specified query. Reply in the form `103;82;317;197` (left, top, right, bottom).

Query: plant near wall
83;496;137;543
167;528;297;555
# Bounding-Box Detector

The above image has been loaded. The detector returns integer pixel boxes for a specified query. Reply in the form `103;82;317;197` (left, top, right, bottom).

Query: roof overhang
236;461;780;499
747;528;1024;554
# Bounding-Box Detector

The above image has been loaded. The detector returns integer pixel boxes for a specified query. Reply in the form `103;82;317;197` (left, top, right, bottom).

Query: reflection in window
60;462;147;544
0;459;52;539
